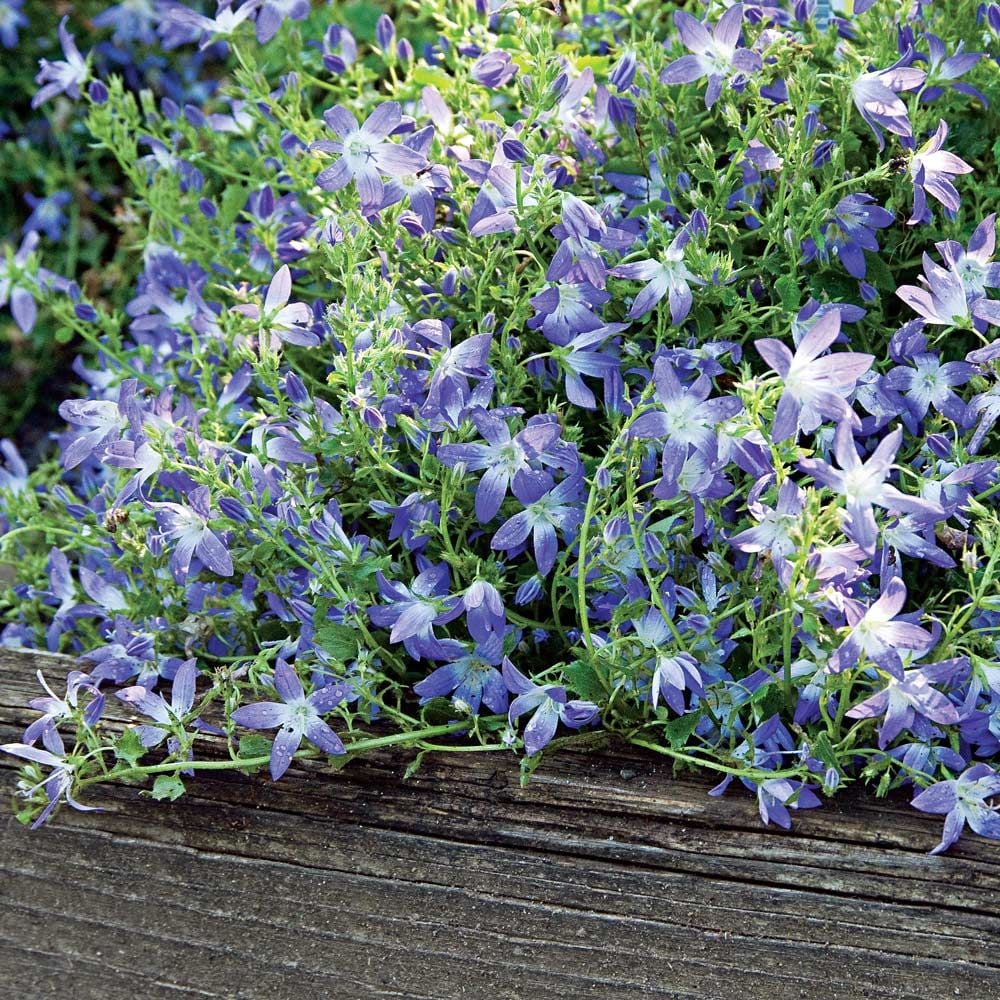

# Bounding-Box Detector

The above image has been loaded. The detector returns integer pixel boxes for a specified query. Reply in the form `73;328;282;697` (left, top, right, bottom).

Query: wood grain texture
1;647;999;1000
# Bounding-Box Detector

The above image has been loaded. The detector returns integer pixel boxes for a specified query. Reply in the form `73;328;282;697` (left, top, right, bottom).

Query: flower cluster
2;0;1000;856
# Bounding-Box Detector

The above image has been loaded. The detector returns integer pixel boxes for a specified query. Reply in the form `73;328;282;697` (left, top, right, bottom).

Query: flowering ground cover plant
4;0;1000;856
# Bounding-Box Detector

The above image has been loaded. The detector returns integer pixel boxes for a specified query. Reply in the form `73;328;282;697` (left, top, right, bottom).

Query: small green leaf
150;774;186;802
662;712;700;750
115;728;146;768
314;622;359;661
239;734;274;763
775;273;801;311
563;659;606;703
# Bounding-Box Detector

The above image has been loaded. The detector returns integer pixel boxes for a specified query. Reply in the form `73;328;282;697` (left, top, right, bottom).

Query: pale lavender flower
313;102;428;215
502;658;598;755
919;34;985;106
231;264;317;348
908;120;973;225
149;485;234;582
162;1;259;50
755;310;873;441
798;424;944;556
1;733;99;828
472;50;518;89
491;474;584;576
116;658;198;748
0;230;39;334
897;253;1000;330
414;642;508;715
23;670;103;747
936;213;1000;300
629;357;743;468
851;60;925;149
611;229;703;323
830;577;936;678
847;657;969;750
32;16;88;108
436;410;562;524
659;5;761;109
801;194;893;280
0;0;27;49
911;763;1000;854
885;350;972;425
231;660;349;780
729;479;804;560
256;0;309;44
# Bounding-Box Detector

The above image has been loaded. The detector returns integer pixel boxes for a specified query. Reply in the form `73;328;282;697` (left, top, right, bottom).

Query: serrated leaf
662;711;700;749
775;273;801;312
150;774;185;802
314;622;359;661
239;733;274;763
563;659;606;703
115;728;146;767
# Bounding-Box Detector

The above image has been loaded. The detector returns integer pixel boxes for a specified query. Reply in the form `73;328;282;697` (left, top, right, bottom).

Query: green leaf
563;659;606;703
239;734;274;764
314;622;359;661
150;774;186;802
775;273;801;312
115;728;146;768
662;712;700;750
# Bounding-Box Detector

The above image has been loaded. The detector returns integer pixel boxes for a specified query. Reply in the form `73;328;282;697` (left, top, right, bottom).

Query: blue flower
502;659;598;755
231;660;350;780
491;474;584;576
911;763;1000;854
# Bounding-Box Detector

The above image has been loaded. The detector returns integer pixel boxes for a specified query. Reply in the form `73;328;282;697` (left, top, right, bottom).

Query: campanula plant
4;0;1000;857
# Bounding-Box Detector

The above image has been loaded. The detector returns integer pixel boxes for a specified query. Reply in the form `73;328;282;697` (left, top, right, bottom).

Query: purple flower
610;229;703;322
23;670;103;747
0;230;39;334
528;281;608;343
231;660;349;780
463;579;506;643
313;102;428;215
116;658;198;748
0;1;27;49
911;763;1000;854
659;5;761;109
491;474;584;576
256;0;309;45
437;410;563;523
503;658;598;755
908;120;973;225
755;310;873;441
936;214;1000;301
798;424;943;556
231;264;318;348
472;50;518;89
23;191;72;241
629;357;743;469
414;642;509;715
553;323;625;410
850;60;925;148
919;34;985;106
831;578;936;678
729;479;804;561
149;486;235;583
632;610;705;713
801;194;894;280
897;252;1000;330
1;732;99;828
368;564;463;660
32;16;88;108
884;348;972;426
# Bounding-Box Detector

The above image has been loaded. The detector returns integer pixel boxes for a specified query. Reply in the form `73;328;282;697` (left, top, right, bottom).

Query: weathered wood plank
1;648;998;999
